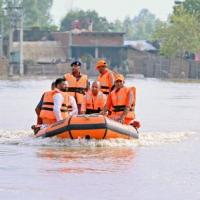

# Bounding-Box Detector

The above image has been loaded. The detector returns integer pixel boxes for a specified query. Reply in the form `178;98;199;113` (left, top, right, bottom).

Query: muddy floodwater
0;78;199;200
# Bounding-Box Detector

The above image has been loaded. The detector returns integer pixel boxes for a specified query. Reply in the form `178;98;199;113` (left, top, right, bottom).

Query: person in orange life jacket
53;79;78;120
39;78;78;125
101;74;134;124
64;61;88;114
96;59;115;96
35;81;55;125
81;81;107;114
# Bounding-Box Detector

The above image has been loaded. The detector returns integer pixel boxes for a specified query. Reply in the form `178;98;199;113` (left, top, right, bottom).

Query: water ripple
0;130;197;147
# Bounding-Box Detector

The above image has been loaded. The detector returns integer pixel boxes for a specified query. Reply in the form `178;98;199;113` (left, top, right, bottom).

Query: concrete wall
13;41;67;64
0;58;8;78
24;63;87;77
3;47;200;79
127;49;190;79
51;32;70;58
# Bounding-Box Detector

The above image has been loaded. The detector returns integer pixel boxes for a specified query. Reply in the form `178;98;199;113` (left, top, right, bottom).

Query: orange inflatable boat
35;114;139;139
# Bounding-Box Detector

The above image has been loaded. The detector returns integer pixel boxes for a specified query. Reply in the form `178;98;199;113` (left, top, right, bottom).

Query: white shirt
53;93;78;121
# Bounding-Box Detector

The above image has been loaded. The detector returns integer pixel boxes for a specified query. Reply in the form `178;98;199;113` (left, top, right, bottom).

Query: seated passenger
39;78;78;125
35;81;55;125
81;81;107;114
101;74;135;125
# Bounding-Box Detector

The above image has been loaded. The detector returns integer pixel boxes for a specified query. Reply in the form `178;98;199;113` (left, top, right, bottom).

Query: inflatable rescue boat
35;114;139;139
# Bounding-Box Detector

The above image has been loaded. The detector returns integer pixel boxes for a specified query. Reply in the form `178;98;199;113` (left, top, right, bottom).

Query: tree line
153;0;200;58
1;0;200;58
0;0;161;39
0;0;56;33
60;8;160;41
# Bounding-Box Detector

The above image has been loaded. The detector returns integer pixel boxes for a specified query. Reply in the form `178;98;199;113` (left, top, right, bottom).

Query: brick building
9;29;198;79
52;31;125;68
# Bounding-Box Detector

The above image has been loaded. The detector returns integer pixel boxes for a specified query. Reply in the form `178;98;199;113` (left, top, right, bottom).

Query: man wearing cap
101;74;135;124
64;61;88;114
96;59;115;96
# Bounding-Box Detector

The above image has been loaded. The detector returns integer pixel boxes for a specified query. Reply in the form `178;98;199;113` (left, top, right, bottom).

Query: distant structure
52;31;125;66
4;14;200;79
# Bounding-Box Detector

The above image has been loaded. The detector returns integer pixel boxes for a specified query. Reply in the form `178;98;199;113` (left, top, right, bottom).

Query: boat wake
0;130;198;147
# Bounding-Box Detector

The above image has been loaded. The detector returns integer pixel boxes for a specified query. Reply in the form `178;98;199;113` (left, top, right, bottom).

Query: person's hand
100;110;105;115
118;115;125;123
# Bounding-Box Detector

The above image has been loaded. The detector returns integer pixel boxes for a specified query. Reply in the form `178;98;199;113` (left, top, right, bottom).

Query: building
52;30;125;68
11;41;68;76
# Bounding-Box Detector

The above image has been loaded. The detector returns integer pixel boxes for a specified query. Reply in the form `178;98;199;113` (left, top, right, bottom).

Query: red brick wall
52;32;124;60
72;33;123;46
52;32;70;57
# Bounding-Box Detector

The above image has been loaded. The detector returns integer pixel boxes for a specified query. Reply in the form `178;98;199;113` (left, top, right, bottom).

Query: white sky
51;0;175;25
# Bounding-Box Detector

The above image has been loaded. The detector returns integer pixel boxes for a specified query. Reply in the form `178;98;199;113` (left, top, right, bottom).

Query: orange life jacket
97;69;115;95
64;73;88;104
39;90;71;124
84;90;106;114
108;86;135;124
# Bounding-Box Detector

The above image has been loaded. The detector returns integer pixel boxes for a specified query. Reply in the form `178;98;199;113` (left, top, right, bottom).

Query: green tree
175;0;200;16
4;0;53;28
22;0;53;28
0;0;3;36
153;7;200;57
60;9;114;32
122;16;134;39
0;0;3;16
0;1;10;34
111;19;123;32
132;9;161;40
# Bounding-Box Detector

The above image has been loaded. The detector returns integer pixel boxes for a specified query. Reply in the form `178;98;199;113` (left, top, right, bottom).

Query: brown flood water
0;78;200;200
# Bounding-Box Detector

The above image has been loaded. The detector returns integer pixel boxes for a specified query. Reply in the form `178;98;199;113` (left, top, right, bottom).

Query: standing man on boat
81;81;107;114
64;61;88;114
96;59;115;96
39;78;78;125
101;74;135;124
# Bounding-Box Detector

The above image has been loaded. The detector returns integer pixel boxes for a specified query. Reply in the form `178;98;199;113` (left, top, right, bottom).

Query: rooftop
124;40;157;51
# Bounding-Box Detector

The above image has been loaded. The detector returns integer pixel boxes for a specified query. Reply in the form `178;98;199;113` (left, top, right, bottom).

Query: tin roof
124;40;157;51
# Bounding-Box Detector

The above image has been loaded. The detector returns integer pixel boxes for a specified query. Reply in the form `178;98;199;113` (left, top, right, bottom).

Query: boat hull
35;115;139;139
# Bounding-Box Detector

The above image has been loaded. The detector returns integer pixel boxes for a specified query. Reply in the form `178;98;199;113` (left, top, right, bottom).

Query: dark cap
71;61;81;67
55;78;65;87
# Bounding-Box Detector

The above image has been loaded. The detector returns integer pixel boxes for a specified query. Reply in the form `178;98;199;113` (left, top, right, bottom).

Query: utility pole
5;5;14;75
19;13;23;75
0;18;3;57
68;31;72;59
5;2;24;76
